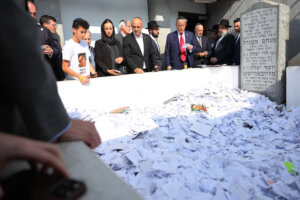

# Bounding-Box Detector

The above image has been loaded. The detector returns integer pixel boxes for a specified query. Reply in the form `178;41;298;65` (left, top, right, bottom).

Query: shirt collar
134;33;143;39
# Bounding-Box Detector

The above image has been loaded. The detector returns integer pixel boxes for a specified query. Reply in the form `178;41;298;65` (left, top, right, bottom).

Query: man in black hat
147;21;162;70
210;19;235;65
232;18;241;65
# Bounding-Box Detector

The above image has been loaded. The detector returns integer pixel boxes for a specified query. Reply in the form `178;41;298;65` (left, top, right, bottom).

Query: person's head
176;17;187;34
101;19;115;38
40;15;57;34
147;21;160;38
119;20;131;35
209;24;219;41
27;1;37;20
132;17;143;37
233;18;240;33
83;30;92;46
218;19;231;36
194;23;204;37
72;18;89;42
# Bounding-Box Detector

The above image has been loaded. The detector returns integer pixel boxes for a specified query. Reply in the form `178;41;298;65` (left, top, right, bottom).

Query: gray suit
0;0;70;141
115;32;124;47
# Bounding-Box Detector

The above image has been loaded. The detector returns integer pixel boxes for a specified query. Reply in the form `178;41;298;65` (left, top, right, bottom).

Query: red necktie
180;33;186;62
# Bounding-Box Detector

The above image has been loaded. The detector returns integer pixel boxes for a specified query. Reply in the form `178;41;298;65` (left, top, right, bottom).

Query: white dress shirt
134;33;146;69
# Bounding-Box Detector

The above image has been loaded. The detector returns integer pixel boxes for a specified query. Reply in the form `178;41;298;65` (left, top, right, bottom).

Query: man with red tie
165;16;198;70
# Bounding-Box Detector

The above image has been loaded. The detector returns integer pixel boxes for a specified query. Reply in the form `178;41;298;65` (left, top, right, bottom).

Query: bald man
123;17;158;74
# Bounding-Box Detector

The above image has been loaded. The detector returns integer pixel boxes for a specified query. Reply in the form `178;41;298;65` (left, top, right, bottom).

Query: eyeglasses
50;23;57;27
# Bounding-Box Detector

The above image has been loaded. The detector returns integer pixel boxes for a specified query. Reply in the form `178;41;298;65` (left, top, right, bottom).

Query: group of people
0;0;241;198
27;0;241;84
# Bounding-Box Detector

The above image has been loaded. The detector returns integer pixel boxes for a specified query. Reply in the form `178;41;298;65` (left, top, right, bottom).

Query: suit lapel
174;31;180;51
131;33;143;56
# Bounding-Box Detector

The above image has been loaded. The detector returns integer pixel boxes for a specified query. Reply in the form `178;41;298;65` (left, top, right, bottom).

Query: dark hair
234;18;240;23
101;19;115;38
72;18;89;30
39;15;56;25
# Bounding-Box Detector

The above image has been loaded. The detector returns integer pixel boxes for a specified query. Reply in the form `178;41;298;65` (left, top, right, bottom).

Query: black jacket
123;33;157;73
37;25;64;80
194;35;211;65
94;39;123;76
212;33;235;65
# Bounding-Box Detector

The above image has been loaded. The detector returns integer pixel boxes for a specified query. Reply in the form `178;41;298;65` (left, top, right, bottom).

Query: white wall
59;0;148;45
286;66;300;108
57;67;239;111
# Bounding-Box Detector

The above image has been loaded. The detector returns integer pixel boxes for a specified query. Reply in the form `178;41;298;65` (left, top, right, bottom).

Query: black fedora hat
208;24;219;33
146;21;160;29
218;19;232;27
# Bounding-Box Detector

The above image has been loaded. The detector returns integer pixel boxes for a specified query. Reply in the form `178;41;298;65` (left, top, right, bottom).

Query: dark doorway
178;12;208;36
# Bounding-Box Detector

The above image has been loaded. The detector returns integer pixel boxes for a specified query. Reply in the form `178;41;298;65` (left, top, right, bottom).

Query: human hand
135;68;144;74
0;133;69;178
107;69;120;76
43;45;53;56
79;75;90;84
115;57;123;64
203;51;208;56
167;66;172;70
58;119;101;149
187;45;193;51
210;57;218;64
153;65;159;72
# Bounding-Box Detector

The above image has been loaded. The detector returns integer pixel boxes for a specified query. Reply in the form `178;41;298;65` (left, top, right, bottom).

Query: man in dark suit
123;17;158;74
40;15;65;80
0;0;101;147
194;23;211;66
210;19;235;65
28;1;62;80
165;17;197;70
232;18;241;65
115;19;131;47
147;21;162;71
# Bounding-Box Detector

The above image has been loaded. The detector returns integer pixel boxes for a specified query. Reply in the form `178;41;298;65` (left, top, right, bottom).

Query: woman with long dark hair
94;19;125;76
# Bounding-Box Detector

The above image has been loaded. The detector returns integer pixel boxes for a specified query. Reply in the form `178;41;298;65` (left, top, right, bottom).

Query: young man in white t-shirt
62;18;97;84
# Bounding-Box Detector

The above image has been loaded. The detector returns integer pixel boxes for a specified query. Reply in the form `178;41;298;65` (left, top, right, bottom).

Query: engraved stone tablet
241;2;289;104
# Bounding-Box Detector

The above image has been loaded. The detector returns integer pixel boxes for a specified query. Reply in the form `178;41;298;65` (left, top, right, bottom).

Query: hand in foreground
167;66;172;70
79;75;90;84
0;133;69;178
58;119;101;149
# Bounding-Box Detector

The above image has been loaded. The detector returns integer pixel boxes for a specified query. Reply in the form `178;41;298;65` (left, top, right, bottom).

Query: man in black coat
123;17;158;74
40;15;65;80
28;1;62;80
147;21;162;71
194;23;211;66
210;19;235;65
232;18;241;65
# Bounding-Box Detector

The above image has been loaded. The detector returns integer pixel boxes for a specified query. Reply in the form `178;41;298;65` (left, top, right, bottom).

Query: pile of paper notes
67;85;300;200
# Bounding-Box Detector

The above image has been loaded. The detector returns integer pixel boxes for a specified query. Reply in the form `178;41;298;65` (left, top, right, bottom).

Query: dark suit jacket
38;25;65;80
150;37;162;70
123;33;157;73
212;33;235;65
165;31;198;69
194;35;211;65
232;36;240;65
94;39;123;76
0;0;70;141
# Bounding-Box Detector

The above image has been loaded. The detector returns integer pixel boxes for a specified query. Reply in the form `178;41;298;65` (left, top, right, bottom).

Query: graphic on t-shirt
78;53;87;68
